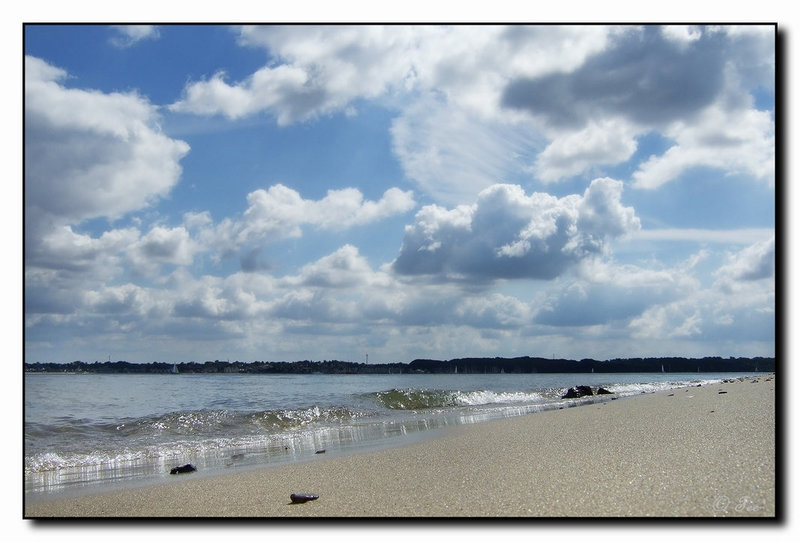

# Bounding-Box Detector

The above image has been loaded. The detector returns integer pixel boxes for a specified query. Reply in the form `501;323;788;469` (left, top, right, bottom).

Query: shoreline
24;375;775;518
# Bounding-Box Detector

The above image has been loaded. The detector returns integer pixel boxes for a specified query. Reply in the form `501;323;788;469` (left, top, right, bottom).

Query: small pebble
170;464;197;475
290;493;319;504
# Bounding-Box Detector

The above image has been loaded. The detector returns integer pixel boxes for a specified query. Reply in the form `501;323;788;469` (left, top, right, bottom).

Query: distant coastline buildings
24;356;775;375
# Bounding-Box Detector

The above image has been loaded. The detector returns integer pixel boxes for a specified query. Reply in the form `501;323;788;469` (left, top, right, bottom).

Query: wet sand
24;375;775;518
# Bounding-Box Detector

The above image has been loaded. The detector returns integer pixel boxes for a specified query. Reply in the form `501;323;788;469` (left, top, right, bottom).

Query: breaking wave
367;388;550;410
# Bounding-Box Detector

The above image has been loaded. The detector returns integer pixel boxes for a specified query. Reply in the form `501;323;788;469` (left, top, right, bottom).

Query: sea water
24;371;767;500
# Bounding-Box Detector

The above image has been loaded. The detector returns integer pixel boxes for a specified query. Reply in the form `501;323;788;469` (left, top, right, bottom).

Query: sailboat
171;364;179;374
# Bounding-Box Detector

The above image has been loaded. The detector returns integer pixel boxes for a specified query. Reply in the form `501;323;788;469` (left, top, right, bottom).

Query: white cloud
661;25;703;47
535;119;638;183
632;102;774;189
25;56;190;225
203;184;415;258
714;236;775;290
109;25;160;48
392;178;639;281
83;283;156;317
127;226;202;275
169;65;311;122
31;225;139;273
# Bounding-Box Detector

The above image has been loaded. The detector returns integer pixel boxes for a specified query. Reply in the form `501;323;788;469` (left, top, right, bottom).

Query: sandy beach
24;375;776;518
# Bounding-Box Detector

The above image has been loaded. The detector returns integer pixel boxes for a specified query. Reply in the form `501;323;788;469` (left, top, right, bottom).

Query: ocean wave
605;378;722;396
367;388;549;410
108;405;374;438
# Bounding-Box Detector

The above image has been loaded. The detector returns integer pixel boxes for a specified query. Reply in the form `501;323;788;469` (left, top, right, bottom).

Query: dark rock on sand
596;387;613;395
170;464;197;475
315;449;326;454
562;385;594;399
290;493;319;504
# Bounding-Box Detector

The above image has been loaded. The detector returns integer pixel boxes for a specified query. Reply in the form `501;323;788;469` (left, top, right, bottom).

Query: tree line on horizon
24;356;775;374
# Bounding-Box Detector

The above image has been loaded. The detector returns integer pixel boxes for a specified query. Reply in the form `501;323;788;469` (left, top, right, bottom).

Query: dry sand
24;375;776;518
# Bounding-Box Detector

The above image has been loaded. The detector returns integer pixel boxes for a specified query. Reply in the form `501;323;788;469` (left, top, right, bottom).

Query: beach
24;375;775;518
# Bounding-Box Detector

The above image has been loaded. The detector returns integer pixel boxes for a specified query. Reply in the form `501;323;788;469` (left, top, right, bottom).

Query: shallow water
24;371;766;499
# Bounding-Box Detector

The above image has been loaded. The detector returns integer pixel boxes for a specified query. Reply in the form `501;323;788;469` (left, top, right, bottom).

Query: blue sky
23;24;775;363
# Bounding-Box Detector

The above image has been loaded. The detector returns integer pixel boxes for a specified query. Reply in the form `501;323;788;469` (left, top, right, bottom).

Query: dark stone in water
290;493;319;504
170;464;197;475
596;387;613;395
315;449;326;454
562;385;593;399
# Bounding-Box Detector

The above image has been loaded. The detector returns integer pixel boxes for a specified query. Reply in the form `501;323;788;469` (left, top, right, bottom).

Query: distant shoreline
24;356;775;375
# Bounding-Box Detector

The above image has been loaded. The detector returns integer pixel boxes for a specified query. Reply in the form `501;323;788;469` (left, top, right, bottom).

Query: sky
22;23;776;364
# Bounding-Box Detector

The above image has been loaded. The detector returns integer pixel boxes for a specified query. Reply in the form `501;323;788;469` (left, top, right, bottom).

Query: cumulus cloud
631;102;774;189
83;283;156;317
170;25;421;123
392;178;639;281
29;225;139;274
287;245;374;288
169;65;312;123
127;226;202;275
203;184;415;258
534;119;638;183
25;56;189;226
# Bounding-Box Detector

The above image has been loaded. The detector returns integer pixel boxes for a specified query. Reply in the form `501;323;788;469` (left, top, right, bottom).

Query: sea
24;371;768;501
